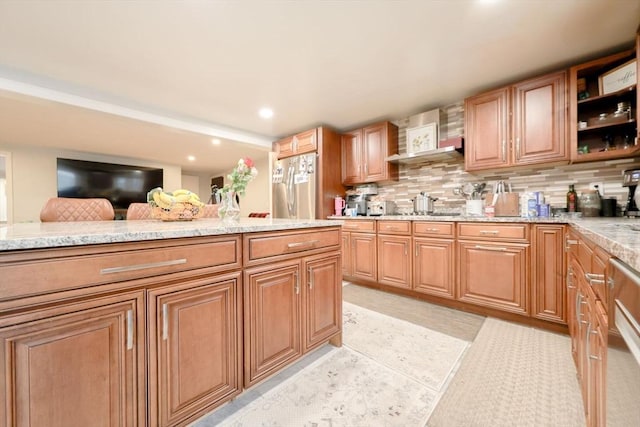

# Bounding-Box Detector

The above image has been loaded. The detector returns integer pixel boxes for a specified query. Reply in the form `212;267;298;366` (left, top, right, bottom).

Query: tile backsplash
372;102;640;214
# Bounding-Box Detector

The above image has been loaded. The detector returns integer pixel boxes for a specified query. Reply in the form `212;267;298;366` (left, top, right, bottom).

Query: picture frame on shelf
599;59;636;95
406;122;438;154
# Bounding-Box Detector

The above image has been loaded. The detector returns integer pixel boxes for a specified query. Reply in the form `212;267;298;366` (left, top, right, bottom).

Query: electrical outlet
589;182;604;196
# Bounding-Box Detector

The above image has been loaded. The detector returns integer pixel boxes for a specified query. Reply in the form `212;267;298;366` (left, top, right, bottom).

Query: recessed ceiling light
259;107;274;119
211;138;221;145
187;155;196;161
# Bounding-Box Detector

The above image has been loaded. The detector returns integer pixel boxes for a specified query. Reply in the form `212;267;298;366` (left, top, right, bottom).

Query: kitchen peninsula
0;218;342;427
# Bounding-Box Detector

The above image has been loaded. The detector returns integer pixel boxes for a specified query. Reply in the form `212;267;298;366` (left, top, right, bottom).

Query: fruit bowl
147;187;205;221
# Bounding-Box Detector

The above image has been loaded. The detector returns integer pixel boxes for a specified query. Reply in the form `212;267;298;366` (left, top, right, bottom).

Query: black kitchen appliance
623;168;640;217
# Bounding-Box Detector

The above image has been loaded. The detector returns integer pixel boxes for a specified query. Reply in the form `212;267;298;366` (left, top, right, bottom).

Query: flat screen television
57;158;164;210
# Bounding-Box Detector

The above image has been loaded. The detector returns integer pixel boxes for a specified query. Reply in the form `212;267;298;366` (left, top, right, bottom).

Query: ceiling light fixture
211;138;221;145
259;107;274;119
187;155;196;161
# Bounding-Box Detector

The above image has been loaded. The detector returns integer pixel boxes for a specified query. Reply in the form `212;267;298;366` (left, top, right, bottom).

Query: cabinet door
457;241;529;315
531;224;566;323
341;232;352;277
351;232;377;282
341;130;362;185
587;302;606;427
377;235;412;289
567;260;579;365
303;253;342;352
274;136;295;159
244;261;302;387
464;87;510;171
148;273;242;427
513;71;568;165
413;238;455;299
0;293;144;427
293;128;317;155
362;122;397;182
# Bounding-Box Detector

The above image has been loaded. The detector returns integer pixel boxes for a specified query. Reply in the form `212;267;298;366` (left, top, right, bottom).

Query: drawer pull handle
474;245;507;252
162;303;169;341
589;354;601;361
126;309;134;350
426;228;440;232
294;271;300;295
343;224;360;229
385;226;400;231
308;267;313;289
287;240;320;250
479;230;499;235
101;258;187;275
565;239;578;251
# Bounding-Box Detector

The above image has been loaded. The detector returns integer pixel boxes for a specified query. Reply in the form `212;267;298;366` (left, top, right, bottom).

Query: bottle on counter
567;184;577;213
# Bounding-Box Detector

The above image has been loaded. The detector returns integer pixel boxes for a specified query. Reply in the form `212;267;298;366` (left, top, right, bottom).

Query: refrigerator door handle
286;164;296;217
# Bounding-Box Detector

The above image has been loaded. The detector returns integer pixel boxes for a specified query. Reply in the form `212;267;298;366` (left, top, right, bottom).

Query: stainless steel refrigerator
272;153;317;219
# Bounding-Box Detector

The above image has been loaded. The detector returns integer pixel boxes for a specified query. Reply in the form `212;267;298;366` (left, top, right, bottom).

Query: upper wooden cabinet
274;128;317;159
569;47;640;162
465;70;568;171
341;121;398;185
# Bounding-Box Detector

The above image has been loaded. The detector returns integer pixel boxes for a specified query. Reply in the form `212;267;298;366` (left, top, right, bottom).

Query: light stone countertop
0;218;339;252
329;215;640;272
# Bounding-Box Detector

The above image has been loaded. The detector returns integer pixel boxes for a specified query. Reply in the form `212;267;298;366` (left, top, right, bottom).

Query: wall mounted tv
57;158;164;210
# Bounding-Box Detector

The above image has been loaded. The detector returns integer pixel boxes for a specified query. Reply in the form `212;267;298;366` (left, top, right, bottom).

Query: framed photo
406;123;438;154
599;59;636;95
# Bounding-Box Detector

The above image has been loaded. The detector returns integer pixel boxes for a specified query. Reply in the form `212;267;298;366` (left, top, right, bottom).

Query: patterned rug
203;302;470;427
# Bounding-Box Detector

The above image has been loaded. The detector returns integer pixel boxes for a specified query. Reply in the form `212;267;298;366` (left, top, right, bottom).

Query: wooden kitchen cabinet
465;70;568;171
243;260;302;387
412;221;455;299
457;222;530;315
377;234;412;289
569;47;640;163
147;273;242;427
587;300;607;427
341;220;377;282
531;224;566;324
273;128;317;159
0;292;145;427
341;121;398;185
303;253;342;351
242;227;342;388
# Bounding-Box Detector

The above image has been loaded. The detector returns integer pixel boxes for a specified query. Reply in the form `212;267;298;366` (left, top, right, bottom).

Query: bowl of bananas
147;187;206;221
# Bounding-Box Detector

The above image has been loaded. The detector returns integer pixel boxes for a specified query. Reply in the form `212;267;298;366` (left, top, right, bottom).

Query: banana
152;191;170;209
159;191;175;208
175;194;191;203
173;189;192;197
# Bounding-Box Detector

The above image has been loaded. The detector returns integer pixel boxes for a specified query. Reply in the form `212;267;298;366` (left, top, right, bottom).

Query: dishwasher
607;258;640;426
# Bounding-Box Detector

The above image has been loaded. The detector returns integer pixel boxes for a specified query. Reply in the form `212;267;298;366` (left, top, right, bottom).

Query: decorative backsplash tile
374;102;640;214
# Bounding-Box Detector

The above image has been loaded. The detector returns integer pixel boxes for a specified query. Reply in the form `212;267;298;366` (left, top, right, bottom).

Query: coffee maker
622;168;640;217
346;184;378;216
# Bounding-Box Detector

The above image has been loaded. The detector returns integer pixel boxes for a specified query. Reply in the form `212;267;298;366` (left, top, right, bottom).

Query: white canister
466;199;484;216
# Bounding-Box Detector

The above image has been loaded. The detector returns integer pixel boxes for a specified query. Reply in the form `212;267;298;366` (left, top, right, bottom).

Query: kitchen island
0;218;342;427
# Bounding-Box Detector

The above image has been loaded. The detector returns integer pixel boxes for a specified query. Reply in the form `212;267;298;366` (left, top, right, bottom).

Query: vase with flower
218;157;258;222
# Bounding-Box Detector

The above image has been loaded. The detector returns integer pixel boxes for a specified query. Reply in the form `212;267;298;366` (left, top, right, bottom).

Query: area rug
427;317;586;427
342;301;470;391
215;346;436;427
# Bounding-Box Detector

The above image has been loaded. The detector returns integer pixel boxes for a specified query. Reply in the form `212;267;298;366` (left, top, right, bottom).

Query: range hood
386;137;464;165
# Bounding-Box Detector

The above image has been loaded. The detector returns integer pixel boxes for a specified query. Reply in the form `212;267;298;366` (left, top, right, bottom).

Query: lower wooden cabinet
457;240;529;315
531;224;566;323
413;237;455;299
147;273;242;427
244;253;341;388
377;234;412;289
0;292;145;427
304;253;342;351
350;232;377;282
244;261;302;388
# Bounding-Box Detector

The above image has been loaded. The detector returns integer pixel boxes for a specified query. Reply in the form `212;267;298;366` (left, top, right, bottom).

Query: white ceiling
0;0;638;175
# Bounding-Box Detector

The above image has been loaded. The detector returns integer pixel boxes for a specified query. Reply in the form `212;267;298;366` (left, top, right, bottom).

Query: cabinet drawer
244;227;341;264
0;236;241;302
458;223;529;241
341;220;376;232
377;220;411;235
413;222;455;238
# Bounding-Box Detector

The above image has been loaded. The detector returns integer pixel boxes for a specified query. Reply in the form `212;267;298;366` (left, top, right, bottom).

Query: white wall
1;144;182;222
